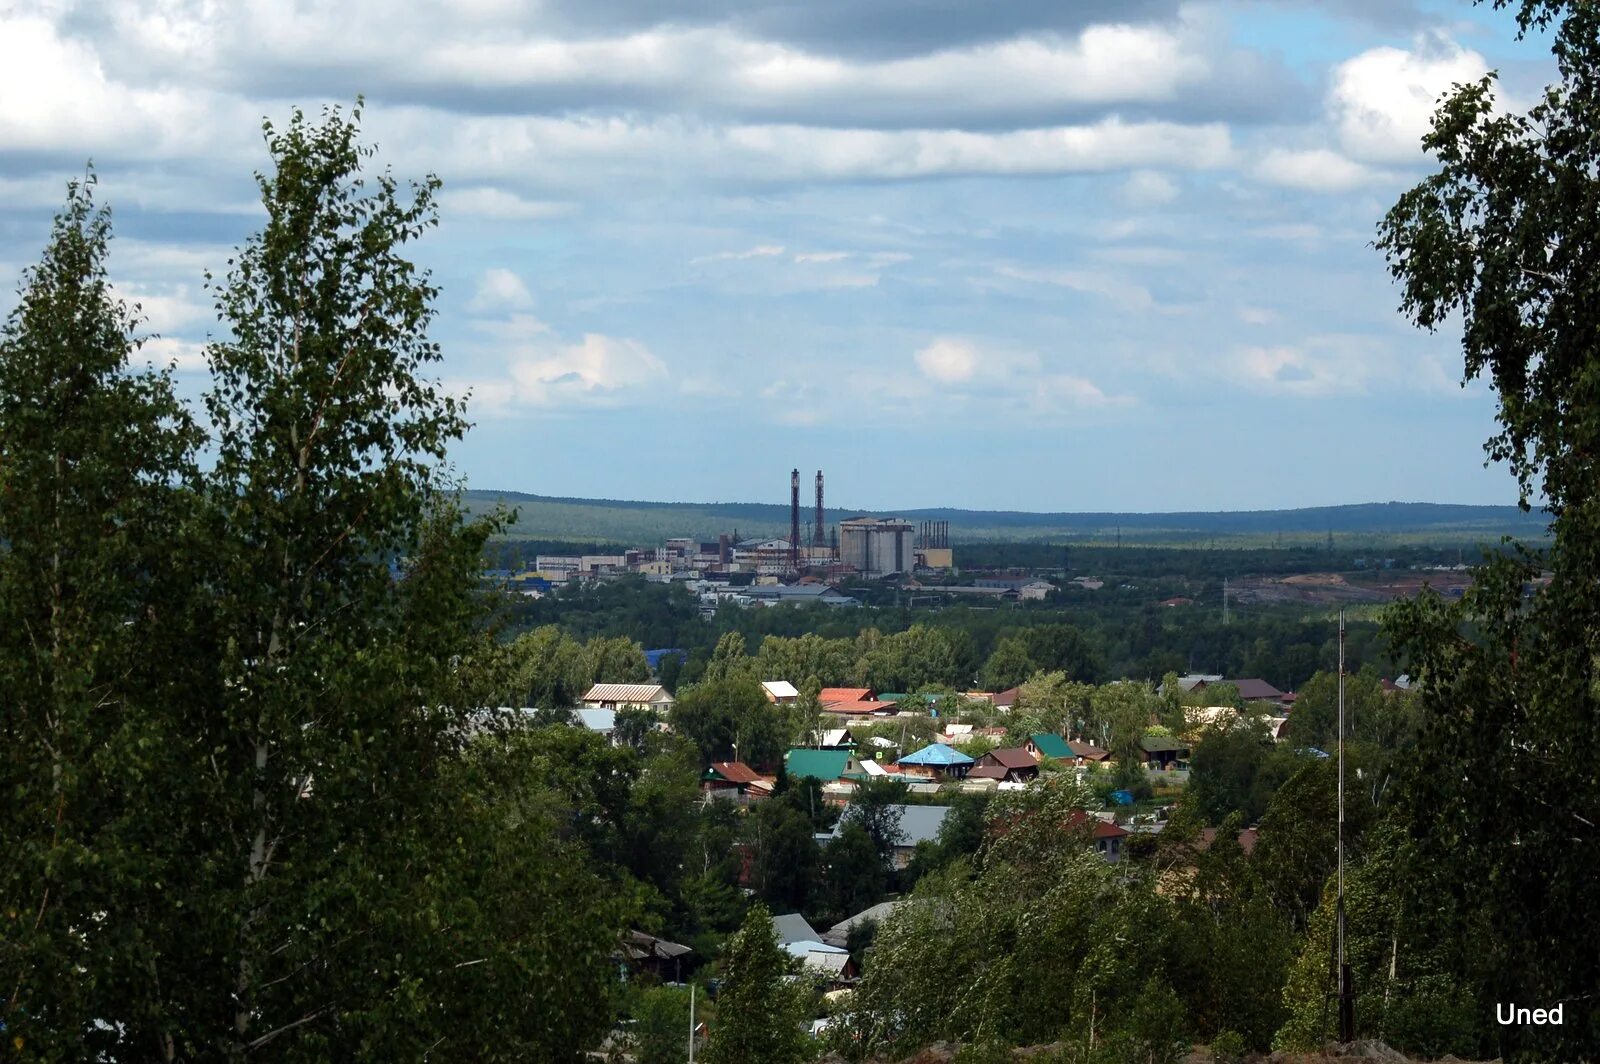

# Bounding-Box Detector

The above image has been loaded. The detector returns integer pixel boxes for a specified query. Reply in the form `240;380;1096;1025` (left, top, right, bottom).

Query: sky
0;0;1561;513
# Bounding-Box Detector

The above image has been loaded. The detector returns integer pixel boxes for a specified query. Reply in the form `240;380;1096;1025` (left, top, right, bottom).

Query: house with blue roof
895;742;975;780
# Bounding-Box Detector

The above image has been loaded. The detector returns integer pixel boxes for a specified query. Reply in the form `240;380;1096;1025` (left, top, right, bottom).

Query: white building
580;683;675;712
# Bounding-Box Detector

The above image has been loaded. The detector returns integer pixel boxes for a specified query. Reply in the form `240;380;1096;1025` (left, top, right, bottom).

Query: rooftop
785;748;853;781
1028;733;1073;759
897;742;975;767
582;683;672;704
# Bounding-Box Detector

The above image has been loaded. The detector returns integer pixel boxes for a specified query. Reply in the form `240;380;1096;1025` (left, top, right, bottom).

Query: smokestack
790;468;801;572
814;470;825;546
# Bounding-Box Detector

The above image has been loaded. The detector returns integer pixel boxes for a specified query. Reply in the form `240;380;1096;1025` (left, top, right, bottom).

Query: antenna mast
1336;609;1354;1042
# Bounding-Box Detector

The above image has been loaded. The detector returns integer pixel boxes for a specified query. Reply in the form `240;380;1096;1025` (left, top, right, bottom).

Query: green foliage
0;109;637;1059
1253;760;1377;933
630;985;693;1064
701;907;814;1064
1274;825;1478;1059
1210;1029;1246;1064
841;777;908;868
670;677;782;768
1375;5;1600;1057
978;634;1036;690
0;171;202;1061
1185;724;1304;825
744;799;820;913
705;631;756;684
818;822;887;925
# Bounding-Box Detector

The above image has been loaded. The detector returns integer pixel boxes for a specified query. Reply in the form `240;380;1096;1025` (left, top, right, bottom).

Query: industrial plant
500;469;962;601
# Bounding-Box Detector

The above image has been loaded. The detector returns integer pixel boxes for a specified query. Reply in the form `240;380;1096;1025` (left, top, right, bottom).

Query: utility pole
1336;609;1355;1043
688;982;696;1063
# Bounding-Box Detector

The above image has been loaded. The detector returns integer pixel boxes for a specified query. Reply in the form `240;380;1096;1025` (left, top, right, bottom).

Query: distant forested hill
462;490;1548;547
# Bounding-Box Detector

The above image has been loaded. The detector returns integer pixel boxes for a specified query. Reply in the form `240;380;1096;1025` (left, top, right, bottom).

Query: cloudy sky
0;0;1558;512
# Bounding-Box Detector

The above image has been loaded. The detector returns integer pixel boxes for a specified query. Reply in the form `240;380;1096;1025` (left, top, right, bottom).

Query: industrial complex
490;469;973;605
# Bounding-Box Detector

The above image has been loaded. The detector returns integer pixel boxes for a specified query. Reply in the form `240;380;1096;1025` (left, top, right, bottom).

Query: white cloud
1121;169;1179;206
794;250;851;263
915;338;981;383
1330;35;1491;164
1034;373;1113;406
382;111;1233;189
995;264;1156;311
441;187;575;221
1238;306;1277;326
458;317;667;413
912;336;1124;409
1227;335;1457;397
692;244;787;263
0;13;251;160
1253;148;1379;193
470;268;535;312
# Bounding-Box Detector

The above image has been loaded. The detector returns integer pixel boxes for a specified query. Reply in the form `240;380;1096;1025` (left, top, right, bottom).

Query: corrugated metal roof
773;913;820;945
582;683;672;704
785;748;852;780
982;747;1037;769
1068;739;1111;760
819;687;874;704
821;700;894;715
708;761;763;785
898;743;975;767
897;804;952;845
1028;733;1073;759
762;680;800;699
822;900;910;946
574;708;615;732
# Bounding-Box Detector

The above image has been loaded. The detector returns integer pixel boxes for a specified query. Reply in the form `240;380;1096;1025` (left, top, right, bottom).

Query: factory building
839;517;915;578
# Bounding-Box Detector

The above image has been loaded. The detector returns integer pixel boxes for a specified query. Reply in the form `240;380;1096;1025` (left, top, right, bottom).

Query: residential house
895;742;975;780
581;683;675;712
1183;676;1287;705
784;748;861;788
1018;579;1055;601
621;930;693;982
1184;705;1241;732
1025;733;1073;761
1067;738;1112;763
992;687;1023;711
783;939;858;980
574;708;617;744
1140;734;1191;770
773;913;821;946
701;761;769;800
761;680;800;705
822;899;913;948
812;727;857;749
1066;809;1130;863
1025;733;1111;766
971;747;1040;783
819;687;898;719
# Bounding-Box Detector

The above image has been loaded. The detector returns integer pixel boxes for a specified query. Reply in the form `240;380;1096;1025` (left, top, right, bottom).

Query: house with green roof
784;748;858;782
1026;733;1073;761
